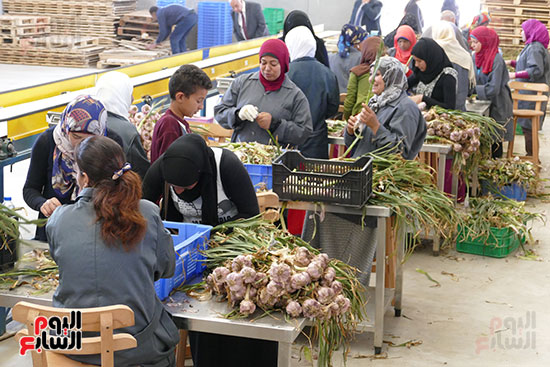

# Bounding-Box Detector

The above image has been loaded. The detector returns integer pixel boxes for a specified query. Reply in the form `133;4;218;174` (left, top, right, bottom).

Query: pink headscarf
522;19;549;49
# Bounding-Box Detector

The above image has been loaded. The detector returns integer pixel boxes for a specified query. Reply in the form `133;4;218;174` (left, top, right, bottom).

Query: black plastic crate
272;151;373;207
0;236;17;272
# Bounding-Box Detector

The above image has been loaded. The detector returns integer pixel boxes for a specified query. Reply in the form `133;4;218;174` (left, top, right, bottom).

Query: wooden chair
507;81;549;171
338;92;347;114
256;191;280;222
13;301;136;367
189;122;233;146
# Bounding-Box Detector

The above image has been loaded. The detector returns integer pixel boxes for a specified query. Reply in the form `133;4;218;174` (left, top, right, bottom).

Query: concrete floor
0;127;549;366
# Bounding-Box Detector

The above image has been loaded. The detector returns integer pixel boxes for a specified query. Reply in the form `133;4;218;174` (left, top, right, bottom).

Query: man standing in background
230;0;269;41
349;0;383;34
148;4;197;54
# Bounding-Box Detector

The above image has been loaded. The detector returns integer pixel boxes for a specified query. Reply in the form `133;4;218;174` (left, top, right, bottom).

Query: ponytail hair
76;136;147;251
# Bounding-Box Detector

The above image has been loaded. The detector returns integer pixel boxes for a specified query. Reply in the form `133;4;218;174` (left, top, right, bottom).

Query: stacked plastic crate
263;8;284;35
197;1;232;49
156;0;186;6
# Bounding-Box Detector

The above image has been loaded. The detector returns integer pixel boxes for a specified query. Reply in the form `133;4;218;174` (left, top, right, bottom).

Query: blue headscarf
52;95;107;199
337;24;368;58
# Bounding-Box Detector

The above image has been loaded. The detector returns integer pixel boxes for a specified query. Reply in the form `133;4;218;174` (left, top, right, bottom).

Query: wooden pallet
117;27;159;38
0;15;50;27
0;43;105;67
119;10;154;24
4;0;137;17
27;36;102;49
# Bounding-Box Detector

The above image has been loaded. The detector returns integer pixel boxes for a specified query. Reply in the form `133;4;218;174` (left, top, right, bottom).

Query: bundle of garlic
423;106;504;175
182;216;365;367
128;103;163;160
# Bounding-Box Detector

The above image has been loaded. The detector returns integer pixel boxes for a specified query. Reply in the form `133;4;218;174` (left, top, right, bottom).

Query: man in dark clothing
148;5;197;54
230;0;269;41
349;0;383;34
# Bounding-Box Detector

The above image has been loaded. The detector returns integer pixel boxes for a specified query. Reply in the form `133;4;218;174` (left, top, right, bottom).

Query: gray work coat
329;47;362;94
214;72;312;147
344;91;427;160
475;53;514;141
516;41;550;130
46;188;179;367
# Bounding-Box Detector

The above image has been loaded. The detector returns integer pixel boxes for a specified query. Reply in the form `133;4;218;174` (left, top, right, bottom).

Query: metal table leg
374;216;386;355
394;224;405;317
277;341;292;367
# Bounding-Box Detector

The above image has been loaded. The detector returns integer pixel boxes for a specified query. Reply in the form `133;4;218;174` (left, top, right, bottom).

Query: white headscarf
432;21;476;87
94;71;133;120
285;26;317;62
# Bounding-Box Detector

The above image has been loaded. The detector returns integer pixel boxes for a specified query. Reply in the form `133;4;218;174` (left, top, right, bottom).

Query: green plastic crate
264;8;284;35
456;226;520;258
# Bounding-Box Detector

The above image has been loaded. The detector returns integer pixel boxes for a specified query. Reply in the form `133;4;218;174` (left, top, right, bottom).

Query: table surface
0;277;306;344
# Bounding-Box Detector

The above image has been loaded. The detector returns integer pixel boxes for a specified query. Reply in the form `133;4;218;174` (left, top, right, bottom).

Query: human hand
509;72;516;79
358;103;380;133
40;197;62;217
238;104;259;122
256;112;272;130
347;115;358;135
505;60;512;66
409;94;423;104
146;43;156;50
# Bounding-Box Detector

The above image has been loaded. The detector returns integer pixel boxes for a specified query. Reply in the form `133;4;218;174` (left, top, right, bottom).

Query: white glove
238;104;259;122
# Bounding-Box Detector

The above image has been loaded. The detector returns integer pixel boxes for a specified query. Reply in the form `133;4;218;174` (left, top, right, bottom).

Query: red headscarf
394;25;417;76
259;39;290;91
471;26;499;74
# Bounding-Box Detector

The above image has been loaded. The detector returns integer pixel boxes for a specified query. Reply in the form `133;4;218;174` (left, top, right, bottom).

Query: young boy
150;64;212;163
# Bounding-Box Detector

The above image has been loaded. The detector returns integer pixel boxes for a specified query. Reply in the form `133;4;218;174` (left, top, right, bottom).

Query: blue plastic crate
481;181;527;202
244;164;272;190
157;0;186;6
197;2;232;48
154;222;212;300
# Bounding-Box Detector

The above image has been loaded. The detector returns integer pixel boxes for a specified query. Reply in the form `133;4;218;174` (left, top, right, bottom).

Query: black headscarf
410;38;454;84
281;10;330;67
160;134;218;226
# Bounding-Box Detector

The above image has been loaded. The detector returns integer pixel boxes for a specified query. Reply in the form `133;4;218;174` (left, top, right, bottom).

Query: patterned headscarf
337;24;368;58
368;56;408;113
522;19;549;49
52;95;107;199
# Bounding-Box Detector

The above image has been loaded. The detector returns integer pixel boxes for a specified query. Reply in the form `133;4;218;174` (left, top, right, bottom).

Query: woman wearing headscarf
47;136;179;366
329;24;369;93
463;11;491;42
470;26;513;158
281;10;330;67
94;71;150;178
343;36;383;121
432;21;476;111
286;26;340;159
408;38;458;110
383;13;421;48
404;0;423;31
388;25;417;77
214;39;312;147
507;19;550;156
23;95;113;241
142;134;271;366
345;56;427;160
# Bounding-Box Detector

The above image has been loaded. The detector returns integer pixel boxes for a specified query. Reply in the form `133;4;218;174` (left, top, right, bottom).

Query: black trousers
189;331;278;367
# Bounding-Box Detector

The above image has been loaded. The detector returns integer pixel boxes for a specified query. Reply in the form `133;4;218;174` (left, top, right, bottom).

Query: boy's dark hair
149;6;158;14
169;64;213;100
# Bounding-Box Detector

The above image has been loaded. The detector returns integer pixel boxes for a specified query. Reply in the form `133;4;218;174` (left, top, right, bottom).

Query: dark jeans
171;12;197;54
